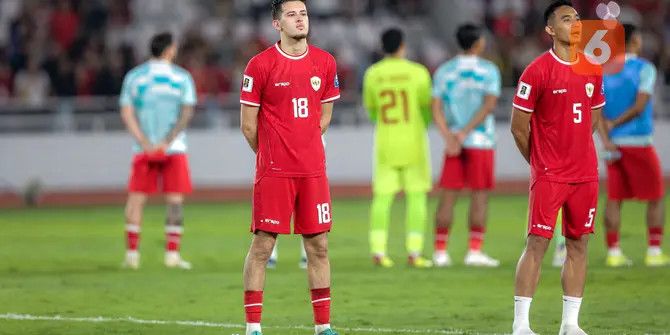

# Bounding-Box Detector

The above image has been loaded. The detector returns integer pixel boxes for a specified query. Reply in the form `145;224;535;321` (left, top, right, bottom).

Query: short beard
290;33;308;41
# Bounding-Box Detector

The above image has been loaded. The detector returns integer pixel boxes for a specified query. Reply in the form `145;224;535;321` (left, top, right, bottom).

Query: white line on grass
0;313;474;334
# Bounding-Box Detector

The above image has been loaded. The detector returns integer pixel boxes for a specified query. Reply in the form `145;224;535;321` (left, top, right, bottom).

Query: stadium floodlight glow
596;1;621;20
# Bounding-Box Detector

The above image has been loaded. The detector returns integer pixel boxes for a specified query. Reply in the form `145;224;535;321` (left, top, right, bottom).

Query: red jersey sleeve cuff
321;94;340;103
591;101;606;109
240;99;261;107
513;103;534;113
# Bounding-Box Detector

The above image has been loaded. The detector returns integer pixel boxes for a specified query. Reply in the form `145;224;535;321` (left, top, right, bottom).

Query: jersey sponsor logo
274;82;290;87
585;83;595;98
334;74;339;88
517;81;531;100
242;75;254;92
310;76;321;91
553;88;568;94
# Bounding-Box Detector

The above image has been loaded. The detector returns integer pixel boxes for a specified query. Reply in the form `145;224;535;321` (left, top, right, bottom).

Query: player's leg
295;175;336;335
243;231;278;335
403;162;432;267
123;154;157;269
434;153;464;266
463;149;498;266
162;153;193;269
604;156;632;267
513;181;565;334
559;181;598;334
370;164;399;266
646;199;667;266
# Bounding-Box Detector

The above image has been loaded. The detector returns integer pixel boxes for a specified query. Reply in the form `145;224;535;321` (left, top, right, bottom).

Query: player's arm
162;105;195;148
362;70;378;122
320;102;334;134
510;108;531;164
240;104;260;153
432;98;461;156
608;92;650;129
457;94;498;140
120;105;152;152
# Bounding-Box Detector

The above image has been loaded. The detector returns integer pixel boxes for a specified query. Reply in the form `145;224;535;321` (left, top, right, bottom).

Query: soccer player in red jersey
510;2;605;334
239;1;340;335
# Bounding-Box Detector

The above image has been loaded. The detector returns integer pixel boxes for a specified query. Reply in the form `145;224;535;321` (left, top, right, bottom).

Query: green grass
0;196;668;335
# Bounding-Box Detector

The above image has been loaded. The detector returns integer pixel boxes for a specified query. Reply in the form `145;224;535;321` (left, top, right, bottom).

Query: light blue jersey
603;54;656;146
120;60;197;153
432;55;501;149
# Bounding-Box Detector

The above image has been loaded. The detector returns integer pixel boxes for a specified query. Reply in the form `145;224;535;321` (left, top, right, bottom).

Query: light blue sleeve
484;62;501;97
638;62;657;95
181;73;197;106
432;66;446;98
119;72;134;107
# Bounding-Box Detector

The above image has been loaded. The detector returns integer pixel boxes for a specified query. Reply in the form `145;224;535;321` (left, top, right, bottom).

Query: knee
305;240;328;260
566;237;589;257
525;236;550;259
249;243;274;263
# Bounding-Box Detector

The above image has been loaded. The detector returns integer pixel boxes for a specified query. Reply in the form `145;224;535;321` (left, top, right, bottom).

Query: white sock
315;323;330;334
561;295;583;326
513;296;532;330
246;322;261;335
608;247;622;257
648;246;662;256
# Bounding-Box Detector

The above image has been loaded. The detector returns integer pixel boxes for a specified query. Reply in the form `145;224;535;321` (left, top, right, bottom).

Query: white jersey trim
275;43;309;60
549;48;578;65
321;95;340;103
240;99;261;107
513;103;534;113
591;101;606;109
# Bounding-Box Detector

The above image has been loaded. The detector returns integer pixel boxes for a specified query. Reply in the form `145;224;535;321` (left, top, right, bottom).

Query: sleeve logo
242;75;254;93
334;74;340;88
517;81;531;100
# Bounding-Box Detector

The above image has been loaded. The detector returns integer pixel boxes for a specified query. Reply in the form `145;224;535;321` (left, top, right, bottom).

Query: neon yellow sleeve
363;69;378;122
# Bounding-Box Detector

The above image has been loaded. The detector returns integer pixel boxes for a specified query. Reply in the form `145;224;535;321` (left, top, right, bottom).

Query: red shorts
438;148;494;190
528;181;598;239
128;153;192;194
252;175;332;235
607;146;664;201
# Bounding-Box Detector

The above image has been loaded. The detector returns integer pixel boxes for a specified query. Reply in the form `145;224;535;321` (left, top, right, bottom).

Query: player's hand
606;120;615;132
455;131;467;144
445;134;462;157
140;140;154;153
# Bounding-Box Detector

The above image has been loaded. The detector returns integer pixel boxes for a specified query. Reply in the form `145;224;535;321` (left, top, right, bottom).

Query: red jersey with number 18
240;42;340;181
512;49;606;185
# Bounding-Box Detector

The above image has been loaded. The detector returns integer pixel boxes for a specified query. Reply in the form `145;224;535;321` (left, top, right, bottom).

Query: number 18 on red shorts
528;181;599;239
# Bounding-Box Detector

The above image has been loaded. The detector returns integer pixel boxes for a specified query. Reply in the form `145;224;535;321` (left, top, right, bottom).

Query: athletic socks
244;290;263;334
311;288;331;331
406;192;427;254
125;223;140;251
648;227;663;249
165;225;183;252
434;227;449;252
513;296;532;331
370;194;393;255
561;295;583;326
468;225;485;252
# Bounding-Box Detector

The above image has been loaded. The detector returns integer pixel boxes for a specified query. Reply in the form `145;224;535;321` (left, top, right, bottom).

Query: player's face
546;6;581;45
274;1;309;40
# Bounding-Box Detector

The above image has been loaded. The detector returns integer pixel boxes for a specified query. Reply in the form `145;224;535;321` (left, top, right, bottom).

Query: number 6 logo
570;20;624;76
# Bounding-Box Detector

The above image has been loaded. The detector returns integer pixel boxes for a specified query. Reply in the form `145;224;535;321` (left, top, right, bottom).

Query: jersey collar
549;48;578;65
275;42;309;60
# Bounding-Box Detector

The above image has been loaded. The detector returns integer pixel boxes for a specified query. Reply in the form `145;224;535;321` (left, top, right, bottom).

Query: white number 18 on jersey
292;98;309;118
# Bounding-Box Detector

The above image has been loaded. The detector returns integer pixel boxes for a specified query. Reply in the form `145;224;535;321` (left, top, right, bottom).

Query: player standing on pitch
510;1;606;334
120;32;196;270
239;1;340;335
598;23;668;268
432;23;501;267
363;28;434;268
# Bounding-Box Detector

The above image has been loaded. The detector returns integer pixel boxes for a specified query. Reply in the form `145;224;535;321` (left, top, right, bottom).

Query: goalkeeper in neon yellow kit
362;28;433;268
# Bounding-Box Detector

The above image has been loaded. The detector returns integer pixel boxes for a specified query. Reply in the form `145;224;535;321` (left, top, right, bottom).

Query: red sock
126;224;140;251
606;230;620;249
468;226;485;251
244;290;263;323
166;226;183;252
435;227;449;252
648;227;664;247
311;287;331;325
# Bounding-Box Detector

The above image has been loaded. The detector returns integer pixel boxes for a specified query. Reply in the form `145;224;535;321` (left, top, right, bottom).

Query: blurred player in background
239;1;340;334
363;28;433;268
598;23;668;267
432;23;501;267
119;32;196;270
266;240;308;269
510;1;606;334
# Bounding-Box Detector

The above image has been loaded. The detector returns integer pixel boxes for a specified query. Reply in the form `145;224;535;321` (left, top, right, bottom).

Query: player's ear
544;25;555;38
272;19;281;32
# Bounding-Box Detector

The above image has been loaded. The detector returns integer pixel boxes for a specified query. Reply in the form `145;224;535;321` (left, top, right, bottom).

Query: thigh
464;149;495;190
528;181;570;239
252;176;296;235
373;163;401;195
162;154;193;194
621;147;664;200
562;182;599;239
295;175;332;235
128;154;160;194
438;153;465;190
402;161;431;194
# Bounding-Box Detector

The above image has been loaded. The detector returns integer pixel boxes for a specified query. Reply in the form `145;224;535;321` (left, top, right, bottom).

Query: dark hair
623;23;638;44
150;32;174;57
456;24;483;51
544;0;574;25
381;28;404;54
271;0;306;20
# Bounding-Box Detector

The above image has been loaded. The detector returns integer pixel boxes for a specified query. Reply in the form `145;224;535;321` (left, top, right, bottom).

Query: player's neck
279;36;308;56
551;42;577;63
151;57;171;64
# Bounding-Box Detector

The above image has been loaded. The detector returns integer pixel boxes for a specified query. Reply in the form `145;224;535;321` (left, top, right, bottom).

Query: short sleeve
321;55;340;103
638;62;657;95
431;65;446;99
484;63;502;97
419;66;433;125
181;73;197;106
591;75;606;109
362;68;377;121
119;72;134;107
240;57;264;107
512;65;541;113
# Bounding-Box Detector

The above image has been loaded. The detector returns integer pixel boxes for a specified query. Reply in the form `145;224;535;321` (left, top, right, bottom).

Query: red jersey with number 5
240;42;340;181
512;49;606;184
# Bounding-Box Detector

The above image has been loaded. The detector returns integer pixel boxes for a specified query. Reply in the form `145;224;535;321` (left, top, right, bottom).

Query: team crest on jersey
311;76;322;91
585;83;594;98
